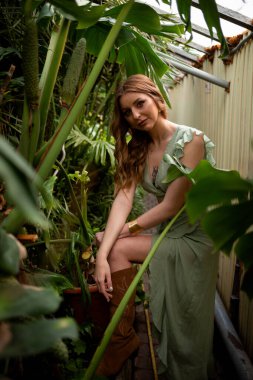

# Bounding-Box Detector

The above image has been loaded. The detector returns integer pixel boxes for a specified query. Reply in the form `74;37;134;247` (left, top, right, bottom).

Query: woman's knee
108;239;129;266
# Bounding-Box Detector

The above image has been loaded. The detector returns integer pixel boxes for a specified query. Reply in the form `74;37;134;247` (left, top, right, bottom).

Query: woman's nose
132;108;140;119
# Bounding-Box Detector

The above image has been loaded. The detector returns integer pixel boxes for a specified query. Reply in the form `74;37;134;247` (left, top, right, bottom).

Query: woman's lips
138;119;147;127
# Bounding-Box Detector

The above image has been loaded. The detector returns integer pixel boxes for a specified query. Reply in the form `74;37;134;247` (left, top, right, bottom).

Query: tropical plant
0;137;78;376
185;161;253;299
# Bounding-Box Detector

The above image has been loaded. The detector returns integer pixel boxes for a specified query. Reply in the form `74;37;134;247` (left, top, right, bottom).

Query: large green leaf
175;0;192;28
0;158;48;228
235;232;253;269
175;0;229;57
148;67;171;108
82;22;115;58
132;32;168;77
116;27;136;49
25;268;74;293
200;201;253;254
118;43;147;76
186;161;252;223
49;0;106;27
184;160;253;298
198;0;229;57
105;3;161;34
0;317;78;357
0;138;41;187
0;229;20;275
83;22;135;60
84;23;168;78
155;22;185;38
0;283;62;320
0;137;48;228
163;154;191;182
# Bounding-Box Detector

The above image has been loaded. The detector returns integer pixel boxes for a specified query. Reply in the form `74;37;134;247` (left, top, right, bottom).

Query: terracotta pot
64;284;110;339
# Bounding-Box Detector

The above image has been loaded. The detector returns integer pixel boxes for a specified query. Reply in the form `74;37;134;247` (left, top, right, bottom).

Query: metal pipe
215;291;253;380
157;51;230;90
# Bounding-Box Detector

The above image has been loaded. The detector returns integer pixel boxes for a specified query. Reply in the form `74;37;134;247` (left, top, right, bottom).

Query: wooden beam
175;37;210;54
191;22;220;41
168;44;199;62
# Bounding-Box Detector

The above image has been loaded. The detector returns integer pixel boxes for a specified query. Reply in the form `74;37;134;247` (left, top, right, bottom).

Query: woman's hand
94;255;113;302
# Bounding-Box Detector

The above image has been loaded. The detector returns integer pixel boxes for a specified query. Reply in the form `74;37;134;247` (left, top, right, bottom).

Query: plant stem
83;205;186;380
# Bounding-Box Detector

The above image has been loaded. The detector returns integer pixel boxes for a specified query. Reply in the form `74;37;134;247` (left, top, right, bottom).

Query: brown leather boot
96;266;140;377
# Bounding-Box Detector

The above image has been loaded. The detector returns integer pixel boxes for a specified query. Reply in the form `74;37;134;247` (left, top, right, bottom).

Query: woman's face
119;92;160;132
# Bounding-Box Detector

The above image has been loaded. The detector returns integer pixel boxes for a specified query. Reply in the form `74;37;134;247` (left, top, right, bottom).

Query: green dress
141;124;219;380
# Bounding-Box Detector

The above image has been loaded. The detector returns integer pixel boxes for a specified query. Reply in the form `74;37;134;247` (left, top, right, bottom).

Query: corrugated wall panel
168;37;253;360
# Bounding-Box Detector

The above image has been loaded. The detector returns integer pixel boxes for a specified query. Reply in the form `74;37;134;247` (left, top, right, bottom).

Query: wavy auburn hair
111;74;168;191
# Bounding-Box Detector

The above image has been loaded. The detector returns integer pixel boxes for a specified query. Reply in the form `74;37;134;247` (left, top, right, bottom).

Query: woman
94;74;219;379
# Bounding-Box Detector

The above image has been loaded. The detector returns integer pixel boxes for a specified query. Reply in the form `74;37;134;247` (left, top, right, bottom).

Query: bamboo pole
140;278;158;380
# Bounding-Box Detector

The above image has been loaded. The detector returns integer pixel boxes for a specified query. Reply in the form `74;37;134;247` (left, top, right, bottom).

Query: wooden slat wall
168;37;253;360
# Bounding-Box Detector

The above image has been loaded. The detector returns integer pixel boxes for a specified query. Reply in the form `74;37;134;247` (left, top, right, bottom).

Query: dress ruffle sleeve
172;126;216;167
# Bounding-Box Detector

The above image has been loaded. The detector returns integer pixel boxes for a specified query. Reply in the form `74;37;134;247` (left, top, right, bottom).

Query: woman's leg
108;234;153;272
96;235;152;377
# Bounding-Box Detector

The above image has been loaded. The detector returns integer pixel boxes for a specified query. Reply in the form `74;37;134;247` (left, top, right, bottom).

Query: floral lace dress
141;124;219;380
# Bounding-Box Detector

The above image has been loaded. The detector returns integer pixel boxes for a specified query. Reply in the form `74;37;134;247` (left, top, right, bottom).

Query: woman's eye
137;100;145;108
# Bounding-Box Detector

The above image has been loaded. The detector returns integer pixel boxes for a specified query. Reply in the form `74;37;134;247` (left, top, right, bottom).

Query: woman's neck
149;118;177;147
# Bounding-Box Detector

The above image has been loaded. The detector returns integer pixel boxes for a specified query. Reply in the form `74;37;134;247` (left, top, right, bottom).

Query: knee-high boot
96;266;140;377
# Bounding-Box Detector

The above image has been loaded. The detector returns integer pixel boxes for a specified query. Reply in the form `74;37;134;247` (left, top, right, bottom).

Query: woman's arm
125;133;205;233
95;182;136;299
97;182;136;257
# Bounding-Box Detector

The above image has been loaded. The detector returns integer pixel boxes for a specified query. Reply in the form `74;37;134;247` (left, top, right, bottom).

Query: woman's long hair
111;74;168;191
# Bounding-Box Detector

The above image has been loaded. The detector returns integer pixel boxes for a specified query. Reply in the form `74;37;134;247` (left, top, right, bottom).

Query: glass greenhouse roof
144;0;253;49
137;0;253;88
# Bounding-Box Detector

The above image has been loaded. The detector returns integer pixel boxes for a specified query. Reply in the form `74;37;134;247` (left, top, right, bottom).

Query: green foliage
66;125;115;168
0;140;78;363
62;324;94;379
19;268;75;293
0;229;20;275
187;161;253;298
1;318;77;358
0;281;62;320
0;137;48;229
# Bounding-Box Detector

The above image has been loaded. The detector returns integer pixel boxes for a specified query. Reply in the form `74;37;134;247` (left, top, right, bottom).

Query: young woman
94;74;219;379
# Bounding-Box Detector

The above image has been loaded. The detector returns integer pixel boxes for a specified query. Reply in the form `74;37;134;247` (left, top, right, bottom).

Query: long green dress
141;124;219;380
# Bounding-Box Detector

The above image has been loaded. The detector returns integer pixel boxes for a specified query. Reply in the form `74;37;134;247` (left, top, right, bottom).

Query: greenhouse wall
168;36;253;361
